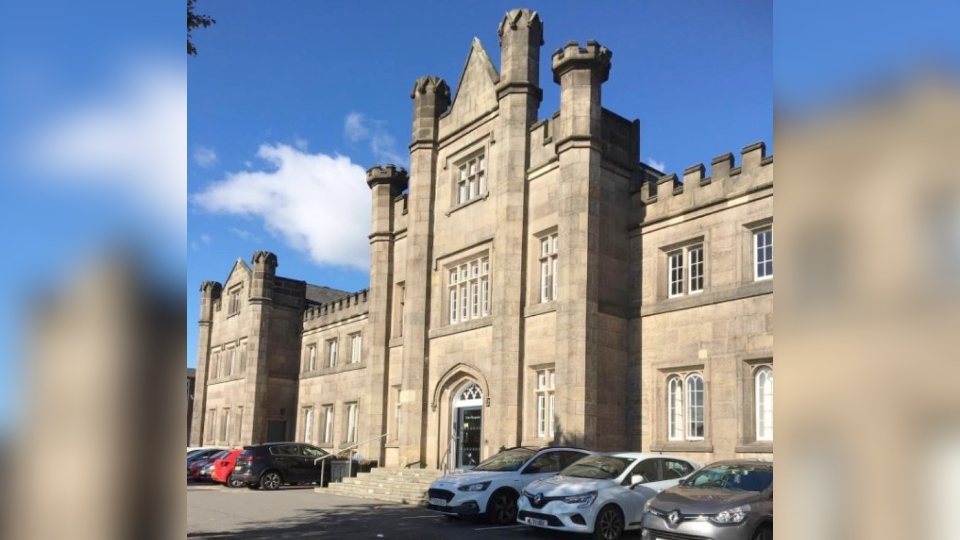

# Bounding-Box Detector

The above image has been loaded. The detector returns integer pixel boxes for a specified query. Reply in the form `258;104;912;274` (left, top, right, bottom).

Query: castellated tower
189;280;222;445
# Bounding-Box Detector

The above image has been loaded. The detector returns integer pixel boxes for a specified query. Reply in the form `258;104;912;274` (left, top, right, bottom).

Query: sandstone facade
190;8;773;468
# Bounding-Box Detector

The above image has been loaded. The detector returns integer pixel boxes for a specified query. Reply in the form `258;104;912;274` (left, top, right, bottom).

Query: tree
187;0;215;56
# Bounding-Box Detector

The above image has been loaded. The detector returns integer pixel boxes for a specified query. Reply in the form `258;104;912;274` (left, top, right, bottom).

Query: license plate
429;498;447;506
525;517;548;527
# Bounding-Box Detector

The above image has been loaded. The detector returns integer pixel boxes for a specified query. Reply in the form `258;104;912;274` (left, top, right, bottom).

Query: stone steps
315;467;446;506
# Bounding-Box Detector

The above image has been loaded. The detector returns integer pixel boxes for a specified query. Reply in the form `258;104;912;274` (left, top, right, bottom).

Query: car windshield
561;456;635;480
687;463;773;492
472;448;536;472
209;451;229;461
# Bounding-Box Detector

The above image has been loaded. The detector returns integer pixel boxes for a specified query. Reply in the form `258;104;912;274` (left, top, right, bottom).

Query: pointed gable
223;257;252;287
445;37;500;130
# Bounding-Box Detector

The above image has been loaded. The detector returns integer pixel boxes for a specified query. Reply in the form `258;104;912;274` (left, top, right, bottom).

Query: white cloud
647;158;666;172
194;146;218;168
25;60;186;239
228;227;259;242
343;112;406;166
192;144;371;270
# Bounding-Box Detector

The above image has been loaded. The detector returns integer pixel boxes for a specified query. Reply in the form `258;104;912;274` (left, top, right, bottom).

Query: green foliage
187;0;216;56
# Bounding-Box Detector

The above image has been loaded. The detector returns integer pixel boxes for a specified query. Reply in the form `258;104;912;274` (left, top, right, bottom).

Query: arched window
685;374;704;440
454;382;483;408
755;367;773;441
667;377;683;441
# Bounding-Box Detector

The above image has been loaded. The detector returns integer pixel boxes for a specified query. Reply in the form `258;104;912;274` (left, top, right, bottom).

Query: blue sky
186;0;773;368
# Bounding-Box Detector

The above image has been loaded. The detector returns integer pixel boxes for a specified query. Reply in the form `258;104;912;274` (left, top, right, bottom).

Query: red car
211;448;244;487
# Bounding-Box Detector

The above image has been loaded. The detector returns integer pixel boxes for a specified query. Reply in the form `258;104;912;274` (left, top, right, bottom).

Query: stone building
190;8;773;468
189;253;347;446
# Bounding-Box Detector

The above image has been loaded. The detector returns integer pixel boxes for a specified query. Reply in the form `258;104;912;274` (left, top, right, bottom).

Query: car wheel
753;524;773;540
227;475;244;488
259;470;282;490
486;489;519;526
592;505;624;540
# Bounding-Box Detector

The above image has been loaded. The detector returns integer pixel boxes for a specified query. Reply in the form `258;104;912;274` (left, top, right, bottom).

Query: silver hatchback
640;460;772;540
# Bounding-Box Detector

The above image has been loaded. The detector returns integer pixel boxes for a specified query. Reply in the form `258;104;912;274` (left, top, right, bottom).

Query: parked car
211;448;244;487
518;452;700;540
427;446;592;525
188;447;225;464
232;442;332;490
640;459;773;540
189;450;229;482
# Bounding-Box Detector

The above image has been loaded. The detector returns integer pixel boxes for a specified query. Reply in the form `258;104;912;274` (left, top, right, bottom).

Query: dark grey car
640;459;772;540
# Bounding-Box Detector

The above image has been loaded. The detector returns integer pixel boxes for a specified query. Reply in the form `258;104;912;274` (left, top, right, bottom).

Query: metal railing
314;433;388;485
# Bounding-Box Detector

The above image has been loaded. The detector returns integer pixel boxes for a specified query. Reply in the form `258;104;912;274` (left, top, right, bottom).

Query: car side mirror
631;474;647;486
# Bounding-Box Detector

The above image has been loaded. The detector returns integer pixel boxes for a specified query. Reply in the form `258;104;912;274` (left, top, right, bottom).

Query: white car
517;452;700;540
427;446;593;525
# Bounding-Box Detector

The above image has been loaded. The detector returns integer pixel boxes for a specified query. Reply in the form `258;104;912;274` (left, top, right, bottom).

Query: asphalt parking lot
187;484;641;539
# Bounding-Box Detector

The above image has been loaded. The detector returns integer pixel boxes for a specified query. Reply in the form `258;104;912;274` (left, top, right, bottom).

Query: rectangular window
327;339;338;368
539;233;559;302
535;368;556;438
350;333;362;364
668;244;705;297
754;228;773;280
236;406;243;442
228;348;236;376
689;245;704;293
303;408;314;444
394;388;402;441
220;408;230;443
210;352;220;380
448;255;491;324
345;402;359;444
322;405;334;444
395;282;405;337
306;344;316;372
239;344;247;373
229;289;241;315
456;153;487;205
206;409;216;445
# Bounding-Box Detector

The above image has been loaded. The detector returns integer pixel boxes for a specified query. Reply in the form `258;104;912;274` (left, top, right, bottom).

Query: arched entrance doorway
452;382;483;469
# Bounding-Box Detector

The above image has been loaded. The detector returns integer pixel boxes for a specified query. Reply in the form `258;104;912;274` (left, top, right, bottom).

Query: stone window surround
227;284;243;317
301;406;315;445
531;226;559;306
318;403;335;448
342;399;361;448
444;139;491;215
742;217;774;284
651;362;714;453
658;235;707;301
300;358;366;379
439;243;493;328
528;362;556;441
208;339;248;383
736;356;774;454
392;282;405;338
388;385;402;444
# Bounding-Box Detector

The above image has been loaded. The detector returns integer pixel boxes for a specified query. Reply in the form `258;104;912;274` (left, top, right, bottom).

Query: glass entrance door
456;407;482;469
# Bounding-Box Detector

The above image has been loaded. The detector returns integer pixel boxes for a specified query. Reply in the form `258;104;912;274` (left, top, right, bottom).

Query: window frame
665;371;707;442
754;227;773;281
755;366;773;441
326;338;338;368
303;407;314;444
322;405;334;445
345;402;359;444
350;333;362;364
456;152;487;206
667;243;705;297
535;368;556;438
306;343;317;372
539;233;559;303
447;254;490;325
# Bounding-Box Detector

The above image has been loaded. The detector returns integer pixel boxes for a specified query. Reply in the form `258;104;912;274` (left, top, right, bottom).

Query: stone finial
366;164;409;192
251;250;278;268
199;281;223;296
497;8;544;46
410;76;451;101
551;40;612;84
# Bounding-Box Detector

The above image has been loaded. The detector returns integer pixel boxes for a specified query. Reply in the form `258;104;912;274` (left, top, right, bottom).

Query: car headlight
643;499;654;514
458;481;491;492
562;491;597;508
710;504;750;524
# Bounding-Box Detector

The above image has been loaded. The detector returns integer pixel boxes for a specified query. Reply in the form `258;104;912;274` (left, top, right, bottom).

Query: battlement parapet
252;250;278;269
410;76;451;101
303;289;370;329
551;40;612;84
497;8;544;46
367;163;409;192
641;141;773;222
200;280;223;297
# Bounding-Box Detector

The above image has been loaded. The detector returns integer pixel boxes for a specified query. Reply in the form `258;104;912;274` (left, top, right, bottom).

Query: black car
232;442;332;490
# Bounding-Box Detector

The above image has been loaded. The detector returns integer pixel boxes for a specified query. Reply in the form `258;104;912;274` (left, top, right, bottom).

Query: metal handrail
314;433;389;484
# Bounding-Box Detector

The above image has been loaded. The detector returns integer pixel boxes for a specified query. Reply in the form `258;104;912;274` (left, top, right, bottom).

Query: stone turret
189;280;223;446
552;40;612;144
496;8;543;119
411;76;451;144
